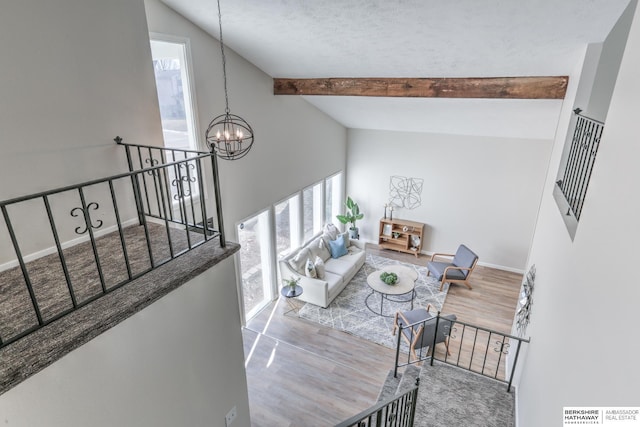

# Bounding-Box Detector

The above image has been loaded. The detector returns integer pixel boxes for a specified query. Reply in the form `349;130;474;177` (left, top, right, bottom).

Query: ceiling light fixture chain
205;0;254;160
216;0;230;114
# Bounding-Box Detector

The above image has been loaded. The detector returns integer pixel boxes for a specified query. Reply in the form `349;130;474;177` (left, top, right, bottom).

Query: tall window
325;172;343;225
235;172;343;324
554;109;604;239
302;182;324;243
150;37;199;151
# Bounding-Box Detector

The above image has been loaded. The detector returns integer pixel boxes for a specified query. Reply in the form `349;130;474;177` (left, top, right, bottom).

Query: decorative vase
348;227;359;240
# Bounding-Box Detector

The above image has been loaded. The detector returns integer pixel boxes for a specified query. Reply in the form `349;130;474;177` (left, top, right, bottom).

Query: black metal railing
394;312;529;392
557;109;604;221
0;139;224;350
335;379;419;427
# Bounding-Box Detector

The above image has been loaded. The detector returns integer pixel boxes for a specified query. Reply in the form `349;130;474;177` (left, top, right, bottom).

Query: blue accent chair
427;244;478;291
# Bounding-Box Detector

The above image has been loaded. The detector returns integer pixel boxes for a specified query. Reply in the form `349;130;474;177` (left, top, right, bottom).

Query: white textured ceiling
159;0;630;139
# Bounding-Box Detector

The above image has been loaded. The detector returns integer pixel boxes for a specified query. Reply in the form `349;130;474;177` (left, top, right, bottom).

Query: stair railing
0;138;224;350
394;312;530;392
335;378;420;427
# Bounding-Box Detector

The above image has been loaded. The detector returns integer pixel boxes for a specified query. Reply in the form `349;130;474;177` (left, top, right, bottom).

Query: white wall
515;2;640;425
0;0;163;265
347;129;553;270
0;258;251;427
0;0;163;199
144;0;347;239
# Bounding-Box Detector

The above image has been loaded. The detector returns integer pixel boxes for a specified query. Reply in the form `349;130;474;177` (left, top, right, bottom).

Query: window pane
237;211;273;320
150;39;197;151
275;194;301;258
303;182;323;243
325;172;343;226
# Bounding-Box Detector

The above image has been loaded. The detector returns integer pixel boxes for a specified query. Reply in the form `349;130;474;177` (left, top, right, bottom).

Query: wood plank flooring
244;244;523;426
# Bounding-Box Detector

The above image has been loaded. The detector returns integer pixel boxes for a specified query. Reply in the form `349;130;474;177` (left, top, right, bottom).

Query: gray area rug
415;362;515;427
298;254;448;350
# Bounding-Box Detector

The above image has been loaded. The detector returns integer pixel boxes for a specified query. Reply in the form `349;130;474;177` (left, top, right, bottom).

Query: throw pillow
328;234;348;258
309;236;331;261
314;256;325;279
323;223;340;240
339;231;351;248
288;248;310;274
305;258;317;278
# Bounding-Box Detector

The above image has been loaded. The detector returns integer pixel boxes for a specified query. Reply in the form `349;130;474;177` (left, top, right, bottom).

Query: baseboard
361;238;526;275
0;218;139;273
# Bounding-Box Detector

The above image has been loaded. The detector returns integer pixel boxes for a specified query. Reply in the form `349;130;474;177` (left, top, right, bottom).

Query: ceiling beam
273;76;568;99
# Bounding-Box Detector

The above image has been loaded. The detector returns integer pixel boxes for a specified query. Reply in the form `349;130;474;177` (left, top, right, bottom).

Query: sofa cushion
326;271;346;301
288;247;311;274
427;261;467;281
328;234;348;258
324;257;355;277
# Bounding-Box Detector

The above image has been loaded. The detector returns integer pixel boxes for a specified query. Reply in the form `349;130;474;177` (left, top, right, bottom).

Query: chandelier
205;0;254;160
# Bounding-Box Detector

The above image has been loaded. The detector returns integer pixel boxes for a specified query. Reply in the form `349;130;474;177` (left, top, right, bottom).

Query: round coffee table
382;264;419;281
366;270;416;317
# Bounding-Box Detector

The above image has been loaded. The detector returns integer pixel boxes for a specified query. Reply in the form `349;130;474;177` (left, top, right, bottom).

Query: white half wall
347;129;553;270
0;259;250;427
515;2;640;426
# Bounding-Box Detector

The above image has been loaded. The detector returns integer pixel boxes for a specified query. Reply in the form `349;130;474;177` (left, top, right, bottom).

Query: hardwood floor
244;244;523;426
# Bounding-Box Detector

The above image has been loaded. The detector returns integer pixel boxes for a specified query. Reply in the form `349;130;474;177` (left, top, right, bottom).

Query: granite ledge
0;239;240;396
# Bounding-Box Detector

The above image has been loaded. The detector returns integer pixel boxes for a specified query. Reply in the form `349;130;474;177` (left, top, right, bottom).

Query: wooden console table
378;218;424;258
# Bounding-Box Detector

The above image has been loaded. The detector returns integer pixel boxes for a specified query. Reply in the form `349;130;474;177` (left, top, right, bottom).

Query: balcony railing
394;312;529;392
0;138;224;350
335;378;419;427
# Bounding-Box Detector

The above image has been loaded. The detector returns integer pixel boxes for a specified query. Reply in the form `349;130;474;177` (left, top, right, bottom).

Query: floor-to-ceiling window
236;172;343;323
302;182;324;243
325;172;343;225
237;210;274;321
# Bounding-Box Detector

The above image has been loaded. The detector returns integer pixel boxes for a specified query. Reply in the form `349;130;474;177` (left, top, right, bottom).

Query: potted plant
336;196;364;239
282;276;300;290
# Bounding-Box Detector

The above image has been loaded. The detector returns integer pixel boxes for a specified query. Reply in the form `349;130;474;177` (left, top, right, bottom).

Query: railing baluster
159;149;175;222
156;164;175;260
196;157;209;241
78;187;107;294
43;195;77;307
148;147;163;218
108;180;133;280
121;142;144;224
1;205;44;325
211;153;226;247
176;160;192;250
137;146;151;216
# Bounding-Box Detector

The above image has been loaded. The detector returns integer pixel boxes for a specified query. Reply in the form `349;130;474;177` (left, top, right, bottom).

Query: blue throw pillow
328;234;348;258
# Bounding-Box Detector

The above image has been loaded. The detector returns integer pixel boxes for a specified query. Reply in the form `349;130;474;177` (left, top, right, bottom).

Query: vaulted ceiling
159;0;630;139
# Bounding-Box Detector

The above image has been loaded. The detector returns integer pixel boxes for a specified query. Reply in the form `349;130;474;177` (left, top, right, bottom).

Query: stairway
378;362;515;427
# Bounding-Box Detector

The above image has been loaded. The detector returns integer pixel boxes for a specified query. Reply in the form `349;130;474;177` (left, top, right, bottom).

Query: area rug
298;254;448;350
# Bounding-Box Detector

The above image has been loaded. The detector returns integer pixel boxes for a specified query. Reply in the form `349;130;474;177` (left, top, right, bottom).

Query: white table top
381;264;419;281
367;270;415;295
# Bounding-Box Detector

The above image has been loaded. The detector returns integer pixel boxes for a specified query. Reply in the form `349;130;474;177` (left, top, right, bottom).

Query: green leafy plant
282;276;300;288
336;196;364;230
380;271;398;285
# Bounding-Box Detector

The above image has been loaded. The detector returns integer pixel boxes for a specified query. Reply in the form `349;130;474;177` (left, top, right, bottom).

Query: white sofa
278;225;366;308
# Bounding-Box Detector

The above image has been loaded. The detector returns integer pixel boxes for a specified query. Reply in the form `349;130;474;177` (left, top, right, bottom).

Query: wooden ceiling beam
273;76;568;99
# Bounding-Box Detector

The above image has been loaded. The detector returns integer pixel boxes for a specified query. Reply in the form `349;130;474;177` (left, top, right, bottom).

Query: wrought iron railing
394;312;529;392
557;109;604;221
335;378;419;427
0;138;224;350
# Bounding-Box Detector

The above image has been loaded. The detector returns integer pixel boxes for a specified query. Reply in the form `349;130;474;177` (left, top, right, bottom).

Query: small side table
281;284;304;315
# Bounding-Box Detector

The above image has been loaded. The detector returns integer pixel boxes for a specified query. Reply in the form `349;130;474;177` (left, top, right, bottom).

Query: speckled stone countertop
0;239;240;396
